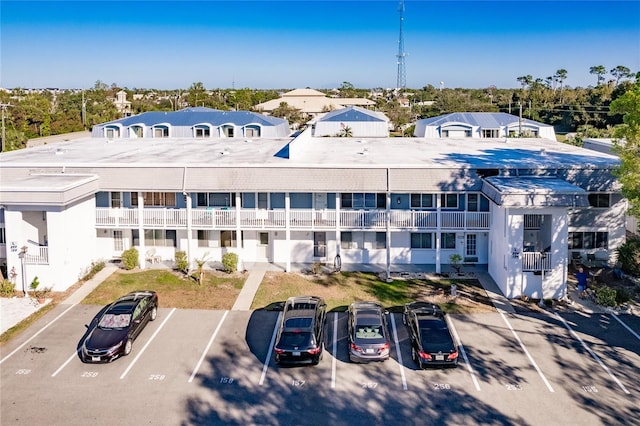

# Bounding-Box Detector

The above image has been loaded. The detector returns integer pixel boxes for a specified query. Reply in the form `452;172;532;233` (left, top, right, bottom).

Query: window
221;125;234;137
466;234;477;256
440;194;458;209
110;192;122;208
245;125;260;137
375;232;386;249
341;193;385;209
341;232;356;249
411;194;434;209
221;230;237;248
588;193;610;208
153;126;169;138
569;232;608;249
0;227;5;244
141;229;177;247
105;127;120;138
197;230;211;247
482;129;499;138
442;232;456;249
194;126;210;138
131;192;177;207
411;233;433;249
467;194;478;212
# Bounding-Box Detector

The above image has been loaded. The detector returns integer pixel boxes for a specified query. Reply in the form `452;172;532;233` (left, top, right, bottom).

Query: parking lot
1;302;638;425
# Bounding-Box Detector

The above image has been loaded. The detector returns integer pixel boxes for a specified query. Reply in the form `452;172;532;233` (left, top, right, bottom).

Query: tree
589;65;607;86
554;69;568;91
516;75;533;90
610;77;640;220
610;65;632;86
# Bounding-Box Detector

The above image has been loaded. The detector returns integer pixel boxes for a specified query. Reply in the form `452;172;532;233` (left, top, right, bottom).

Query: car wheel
123;339;133;356
150;306;158;321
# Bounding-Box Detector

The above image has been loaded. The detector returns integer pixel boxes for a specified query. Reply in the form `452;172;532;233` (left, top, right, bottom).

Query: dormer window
153;125;169;138
194;125;211;138
244;125;260;138
130;125;143;138
105;126;120;139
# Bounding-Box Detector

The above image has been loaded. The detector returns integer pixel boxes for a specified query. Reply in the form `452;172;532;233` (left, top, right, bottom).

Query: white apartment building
0;109;625;301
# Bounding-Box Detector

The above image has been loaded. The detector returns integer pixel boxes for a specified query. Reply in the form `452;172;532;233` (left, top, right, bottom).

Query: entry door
113;230;124;254
257;232;269;261
466;234;477;257
314;232;326;258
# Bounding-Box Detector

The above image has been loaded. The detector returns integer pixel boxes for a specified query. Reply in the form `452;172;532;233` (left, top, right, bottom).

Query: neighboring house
582;138;638;236
113;90;133;117
311;106;390;137
254;88;375;118
414;112;557;140
0;112;625;304
92;107;291;139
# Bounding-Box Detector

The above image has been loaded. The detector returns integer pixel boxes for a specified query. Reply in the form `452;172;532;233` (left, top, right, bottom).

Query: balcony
96;208;490;231
522;252;552;272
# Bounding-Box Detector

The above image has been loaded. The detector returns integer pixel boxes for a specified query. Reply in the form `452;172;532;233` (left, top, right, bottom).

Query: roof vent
540;148;547;156
55;148;65;155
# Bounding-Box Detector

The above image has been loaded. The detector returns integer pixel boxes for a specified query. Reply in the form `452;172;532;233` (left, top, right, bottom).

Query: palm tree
589;65;607;86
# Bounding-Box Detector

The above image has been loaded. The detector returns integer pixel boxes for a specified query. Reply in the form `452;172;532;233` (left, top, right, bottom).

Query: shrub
222;252;238;274
595;286;617;307
81;260;105;281
121;248;139;270
174;250;189;274
616;287;631;305
311;262;323;275
616;237;640;276
449;253;463;274
0;279;16;297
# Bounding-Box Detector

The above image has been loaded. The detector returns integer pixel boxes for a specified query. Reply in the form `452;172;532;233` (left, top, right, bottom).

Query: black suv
403;301;458;368
274;296;327;365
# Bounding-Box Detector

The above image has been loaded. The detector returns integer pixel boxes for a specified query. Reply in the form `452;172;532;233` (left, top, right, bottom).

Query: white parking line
555;312;630;394
188;310;229;383
0;303;77;365
331;312;338;389
389;313;408;391
447;317;481;392
119;308;176;380
51;349;80;377
608;312;640;342
499;311;555;392
259;311;281;386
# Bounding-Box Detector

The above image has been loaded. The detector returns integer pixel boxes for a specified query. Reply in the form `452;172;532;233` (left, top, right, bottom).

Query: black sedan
81;291;158;363
403;301;458;368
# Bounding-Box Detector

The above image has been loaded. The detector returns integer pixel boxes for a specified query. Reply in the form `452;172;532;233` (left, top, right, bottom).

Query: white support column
235;192;242;270
386;192;391;281
335;193;341;257
285;192;291;272
137;192;146;269
185;192;193;268
435;194;441;273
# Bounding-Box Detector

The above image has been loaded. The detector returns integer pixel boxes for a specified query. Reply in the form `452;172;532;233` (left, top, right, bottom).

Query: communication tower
396;0;407;89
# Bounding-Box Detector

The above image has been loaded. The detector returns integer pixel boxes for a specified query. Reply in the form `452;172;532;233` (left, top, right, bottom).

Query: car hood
85;327;128;350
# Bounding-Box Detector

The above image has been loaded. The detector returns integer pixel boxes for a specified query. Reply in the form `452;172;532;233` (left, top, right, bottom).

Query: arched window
105;125;120;139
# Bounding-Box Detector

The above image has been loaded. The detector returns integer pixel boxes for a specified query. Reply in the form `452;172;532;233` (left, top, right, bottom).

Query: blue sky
1;0;639;90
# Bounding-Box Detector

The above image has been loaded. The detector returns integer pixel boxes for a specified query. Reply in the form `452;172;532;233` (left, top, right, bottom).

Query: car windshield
98;313;131;329
355;324;384;340
278;331;313;348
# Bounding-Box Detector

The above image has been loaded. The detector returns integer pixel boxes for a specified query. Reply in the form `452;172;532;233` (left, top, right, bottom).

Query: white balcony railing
25;246;49;265
95;208;490;231
522;252;552;272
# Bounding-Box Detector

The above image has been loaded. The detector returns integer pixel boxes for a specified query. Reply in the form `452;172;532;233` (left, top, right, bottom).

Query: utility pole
81;91;88;129
1;103;13;152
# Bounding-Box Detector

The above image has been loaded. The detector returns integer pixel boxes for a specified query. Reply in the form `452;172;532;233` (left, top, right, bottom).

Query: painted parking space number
292;379;306;387
433;383;451;390
220;377;235;384
81;372;98;378
149;374;166;381
506;384;522;391
361;382;378;389
15;369;31;375
582;385;598;393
